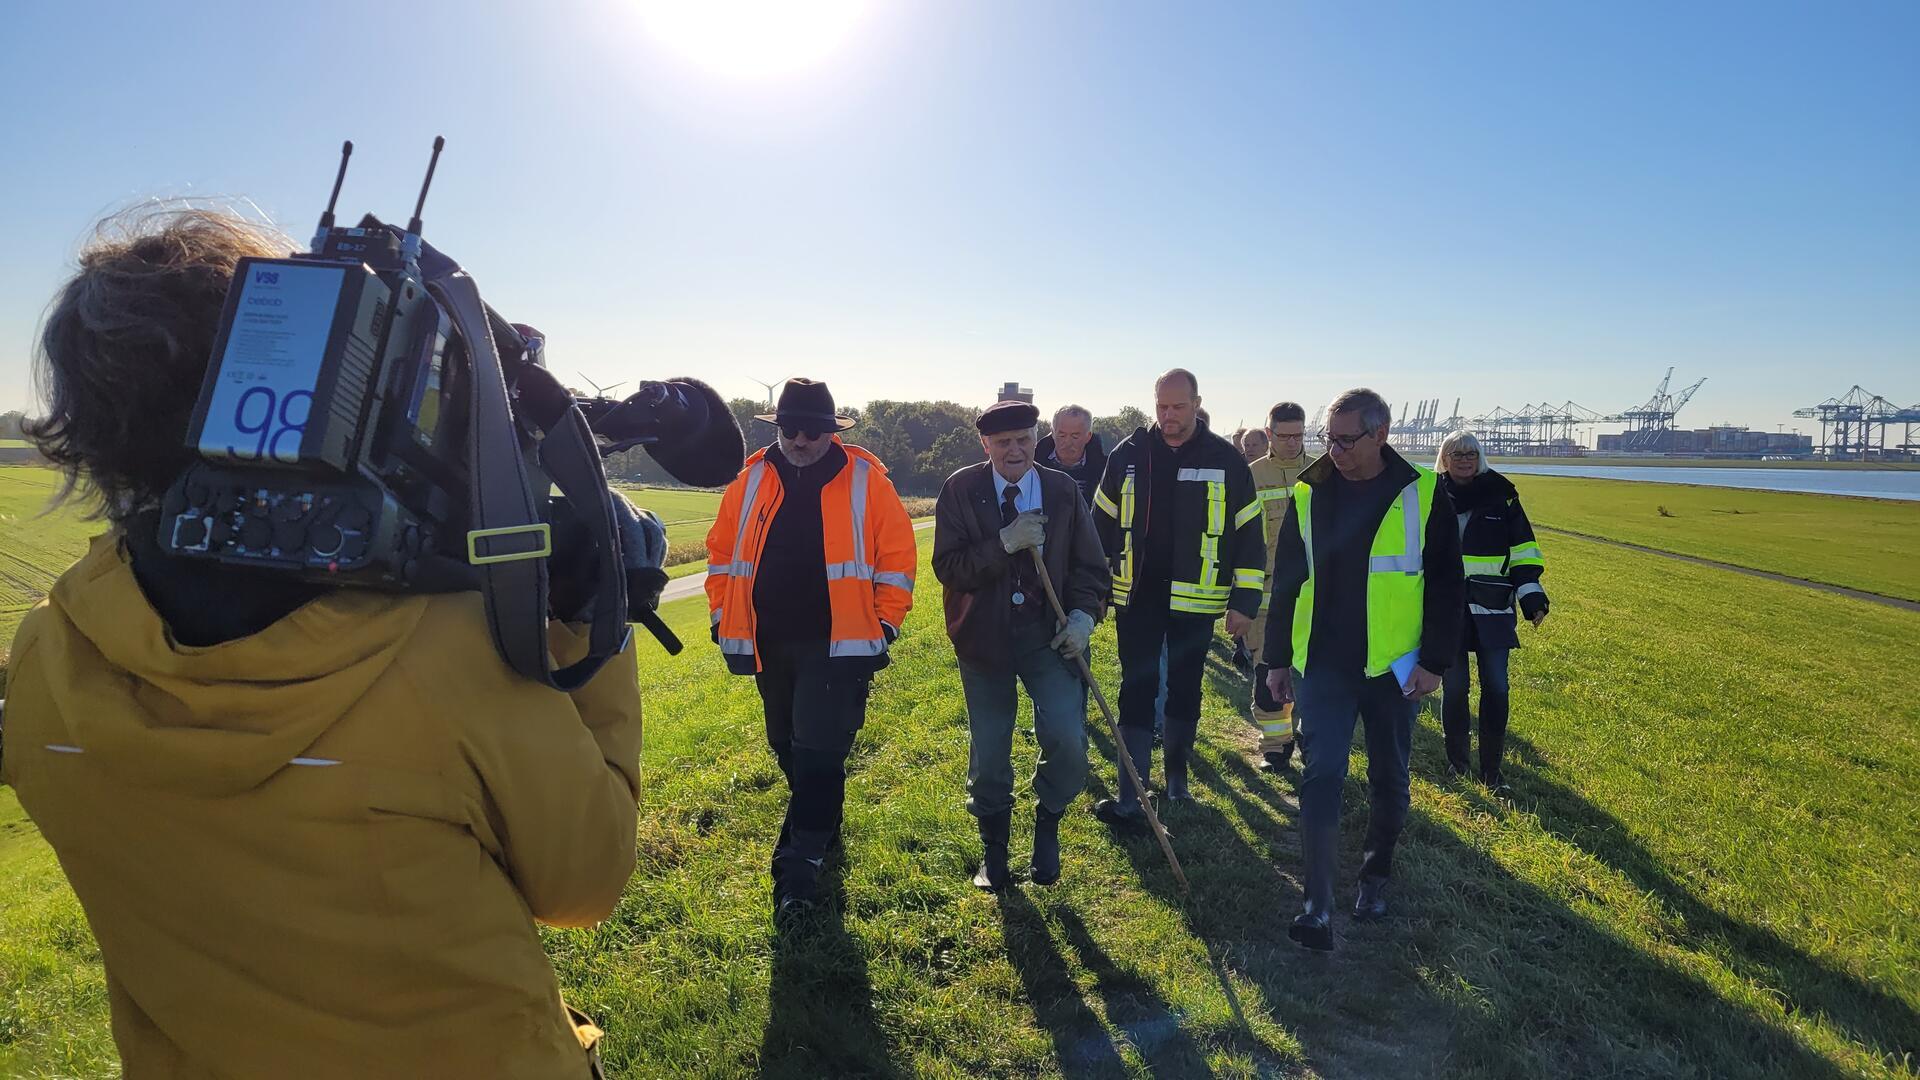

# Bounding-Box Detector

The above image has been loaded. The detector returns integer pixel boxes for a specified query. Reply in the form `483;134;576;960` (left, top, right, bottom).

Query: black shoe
1093;798;1148;832
1260;741;1295;773
1231;641;1252;671
1481;772;1511;796
1353;877;1390;921
972;809;1012;891
1028;804;1063;886
1289;911;1334;951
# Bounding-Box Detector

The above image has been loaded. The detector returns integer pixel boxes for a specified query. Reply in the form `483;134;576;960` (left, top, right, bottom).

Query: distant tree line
603;398;1156;496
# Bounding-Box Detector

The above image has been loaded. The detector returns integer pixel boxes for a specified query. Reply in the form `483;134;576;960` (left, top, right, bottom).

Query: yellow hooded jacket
1;535;642;1079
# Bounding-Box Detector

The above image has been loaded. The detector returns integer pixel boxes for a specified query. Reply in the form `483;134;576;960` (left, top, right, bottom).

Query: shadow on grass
994;887;1130;1077
1494;729;1920;1067
1053;905;1221;1077
759;872;901;1080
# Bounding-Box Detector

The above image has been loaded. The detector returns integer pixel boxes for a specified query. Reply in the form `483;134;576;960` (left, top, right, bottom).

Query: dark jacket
1262;445;1465;675
932;462;1110;670
1092;421;1265;619
1035;431;1107;509
1439;468;1548;653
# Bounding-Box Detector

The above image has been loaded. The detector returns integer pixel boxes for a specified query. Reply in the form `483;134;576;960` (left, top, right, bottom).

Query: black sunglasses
781;423;828;441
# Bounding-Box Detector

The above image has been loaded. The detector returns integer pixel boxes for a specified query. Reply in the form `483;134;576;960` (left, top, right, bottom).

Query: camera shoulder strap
429;272;629;692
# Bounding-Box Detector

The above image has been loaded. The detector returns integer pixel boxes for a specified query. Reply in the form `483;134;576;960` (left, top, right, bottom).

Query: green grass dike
1515;473;1920;602
3;470;1918;1077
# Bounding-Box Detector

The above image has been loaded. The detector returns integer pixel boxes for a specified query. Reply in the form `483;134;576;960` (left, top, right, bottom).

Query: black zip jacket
1092;420;1266;620
1439;468;1548;653
1035;431;1107;509
1261;445;1465;675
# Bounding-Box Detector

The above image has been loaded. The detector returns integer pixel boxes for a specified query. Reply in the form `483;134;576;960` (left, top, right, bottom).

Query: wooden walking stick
1028;548;1190;893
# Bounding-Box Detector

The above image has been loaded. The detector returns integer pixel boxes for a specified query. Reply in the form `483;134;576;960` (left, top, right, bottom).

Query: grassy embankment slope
1518;473;1918;602
2;472;1917;1078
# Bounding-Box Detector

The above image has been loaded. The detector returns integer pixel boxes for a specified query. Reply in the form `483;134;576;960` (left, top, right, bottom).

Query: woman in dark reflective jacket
1435;431;1549;790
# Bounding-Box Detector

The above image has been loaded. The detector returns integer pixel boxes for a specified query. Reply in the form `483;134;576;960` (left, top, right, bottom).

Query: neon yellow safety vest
1291;466;1436;678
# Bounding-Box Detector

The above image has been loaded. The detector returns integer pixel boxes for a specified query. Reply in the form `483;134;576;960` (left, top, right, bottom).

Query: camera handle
430;272;631;692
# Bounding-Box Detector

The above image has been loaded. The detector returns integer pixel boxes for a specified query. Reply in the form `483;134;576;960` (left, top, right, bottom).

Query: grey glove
1050;609;1095;659
614;492;668;570
999;509;1047;554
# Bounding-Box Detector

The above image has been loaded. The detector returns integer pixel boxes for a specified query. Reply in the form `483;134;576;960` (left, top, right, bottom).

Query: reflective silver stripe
850;457;871;572
874;570;914;591
719;636;756;655
290;757;340;767
829;637;887;657
1257;487;1289;502
1234;500;1262;528
730;463;768;576
1367;480;1424;575
1233;568;1266;589
711;607;724;626
1177;467;1226;483
825;560;874;581
708;560;754;577
1093;486;1121;517
45;744;84;754
1469;604;1514;616
1509;544;1545;563
1514;582;1545;601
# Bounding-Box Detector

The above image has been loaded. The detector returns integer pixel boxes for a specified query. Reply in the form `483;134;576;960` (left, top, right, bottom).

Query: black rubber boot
1162;716;1196;802
1353;876;1390;921
773;827;836;919
1261;739;1295;773
1028;804;1064;886
972;809;1012;891
1289;825;1338;952
1094;725;1155;831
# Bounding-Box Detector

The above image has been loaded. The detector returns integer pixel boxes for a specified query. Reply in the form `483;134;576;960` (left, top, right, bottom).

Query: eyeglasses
1318;429;1374;450
1447;450;1481;461
1270;433;1305;442
781;424;827;441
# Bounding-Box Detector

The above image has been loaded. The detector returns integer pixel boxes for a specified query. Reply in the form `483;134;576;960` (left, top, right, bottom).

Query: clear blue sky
3;1;1915;438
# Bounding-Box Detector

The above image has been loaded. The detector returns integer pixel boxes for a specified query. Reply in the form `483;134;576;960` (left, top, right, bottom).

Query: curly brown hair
26;207;290;524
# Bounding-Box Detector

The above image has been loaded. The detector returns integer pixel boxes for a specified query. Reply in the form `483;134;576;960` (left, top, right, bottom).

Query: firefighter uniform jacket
1092;422;1266;618
706;437;918;675
1439;468;1547;653
1248;451;1309;614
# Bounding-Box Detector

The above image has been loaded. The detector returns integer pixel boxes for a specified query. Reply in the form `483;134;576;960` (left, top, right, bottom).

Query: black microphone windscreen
645;377;745;487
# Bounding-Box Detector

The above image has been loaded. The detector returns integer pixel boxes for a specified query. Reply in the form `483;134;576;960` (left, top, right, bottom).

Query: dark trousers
1294;667;1415;881
1115;605;1213;733
958;621;1089;816
755;638;872;879
1442;645;1511;779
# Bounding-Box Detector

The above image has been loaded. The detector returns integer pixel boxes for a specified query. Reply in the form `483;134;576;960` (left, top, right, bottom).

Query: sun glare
636;0;877;80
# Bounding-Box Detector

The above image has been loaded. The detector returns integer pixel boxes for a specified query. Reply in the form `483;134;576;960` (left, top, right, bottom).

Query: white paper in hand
1390;649;1421;696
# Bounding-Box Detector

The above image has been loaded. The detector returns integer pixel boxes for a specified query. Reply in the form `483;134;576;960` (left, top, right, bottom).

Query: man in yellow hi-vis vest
1262;388;1464;952
1245;401;1310;771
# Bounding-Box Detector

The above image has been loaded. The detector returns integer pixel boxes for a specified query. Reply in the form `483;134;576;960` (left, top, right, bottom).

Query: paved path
659;518;938;605
1536;525;1920;612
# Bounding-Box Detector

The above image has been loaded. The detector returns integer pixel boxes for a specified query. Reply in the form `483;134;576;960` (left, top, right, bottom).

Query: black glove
1519;591;1549;621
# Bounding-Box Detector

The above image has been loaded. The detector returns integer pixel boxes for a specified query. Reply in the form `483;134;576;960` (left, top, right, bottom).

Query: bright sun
635;0;877;80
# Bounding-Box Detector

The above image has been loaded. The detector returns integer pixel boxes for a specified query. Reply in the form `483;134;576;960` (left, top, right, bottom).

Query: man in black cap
707;378;918;917
932;400;1110;888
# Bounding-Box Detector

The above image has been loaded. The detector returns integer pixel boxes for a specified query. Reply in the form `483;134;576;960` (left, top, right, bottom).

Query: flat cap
975;400;1039;435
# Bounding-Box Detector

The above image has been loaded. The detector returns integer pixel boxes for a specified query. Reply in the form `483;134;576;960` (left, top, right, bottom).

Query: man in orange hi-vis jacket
706;378;917;917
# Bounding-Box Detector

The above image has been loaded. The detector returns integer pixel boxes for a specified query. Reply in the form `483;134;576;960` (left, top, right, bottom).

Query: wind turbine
748;377;781;407
577;371;626;398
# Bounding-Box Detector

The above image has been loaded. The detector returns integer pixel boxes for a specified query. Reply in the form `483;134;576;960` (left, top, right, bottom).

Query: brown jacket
932;462;1110;670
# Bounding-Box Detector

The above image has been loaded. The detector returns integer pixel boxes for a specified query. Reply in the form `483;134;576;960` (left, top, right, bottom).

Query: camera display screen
198;262;344;464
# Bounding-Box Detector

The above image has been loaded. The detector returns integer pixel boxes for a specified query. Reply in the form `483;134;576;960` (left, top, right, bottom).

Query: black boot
773;827;836;918
972;809;1012;891
1261;739;1295;773
1028;804;1064;885
1353;876;1389;921
1094;725;1155;831
1289;825;1338;952
1162;716;1196;802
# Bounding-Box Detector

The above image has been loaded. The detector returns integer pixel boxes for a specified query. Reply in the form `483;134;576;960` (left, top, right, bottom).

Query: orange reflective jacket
706;439;917;674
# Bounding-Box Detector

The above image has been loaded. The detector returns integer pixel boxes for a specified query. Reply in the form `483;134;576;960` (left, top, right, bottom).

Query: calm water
1498;464;1920;501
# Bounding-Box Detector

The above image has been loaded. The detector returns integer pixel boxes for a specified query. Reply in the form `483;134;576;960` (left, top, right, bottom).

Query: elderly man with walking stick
1263;388;1465;951
933;400;1111;889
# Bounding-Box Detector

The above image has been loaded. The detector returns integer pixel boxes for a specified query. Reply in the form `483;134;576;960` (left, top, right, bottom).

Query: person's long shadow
994;886;1131;1077
1053;906;1222;1077
759;870;901;1080
1489;728;1920;1065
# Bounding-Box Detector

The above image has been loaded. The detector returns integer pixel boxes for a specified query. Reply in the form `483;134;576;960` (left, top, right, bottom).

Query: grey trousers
958;621;1090;816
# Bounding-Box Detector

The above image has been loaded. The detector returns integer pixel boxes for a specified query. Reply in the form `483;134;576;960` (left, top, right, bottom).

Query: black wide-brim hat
756;377;857;430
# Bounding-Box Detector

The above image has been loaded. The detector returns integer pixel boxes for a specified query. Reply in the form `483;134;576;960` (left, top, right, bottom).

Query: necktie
1002;482;1030;610
1000;482;1020;527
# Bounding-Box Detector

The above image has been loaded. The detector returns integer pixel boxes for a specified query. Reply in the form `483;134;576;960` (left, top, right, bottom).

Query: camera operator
0;208;641;1079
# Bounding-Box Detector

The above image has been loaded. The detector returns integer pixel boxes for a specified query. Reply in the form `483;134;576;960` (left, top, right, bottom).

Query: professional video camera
156;139;744;690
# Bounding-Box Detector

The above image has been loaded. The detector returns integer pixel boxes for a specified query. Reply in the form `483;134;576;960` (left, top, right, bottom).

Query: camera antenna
312;140;353;251
407;136;445;237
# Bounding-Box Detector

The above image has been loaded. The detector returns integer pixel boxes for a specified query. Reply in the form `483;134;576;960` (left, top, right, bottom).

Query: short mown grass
3;480;1916;1078
1515;473;1920;601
